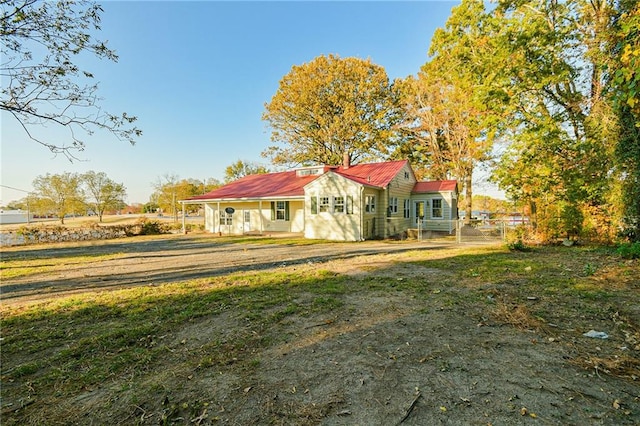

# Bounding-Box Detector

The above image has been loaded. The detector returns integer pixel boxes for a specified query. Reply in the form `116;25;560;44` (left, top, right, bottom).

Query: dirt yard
1;233;639;425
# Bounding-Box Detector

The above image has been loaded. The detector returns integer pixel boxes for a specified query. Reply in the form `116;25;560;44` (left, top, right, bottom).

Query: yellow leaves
519;406;537;418
620;43;640;66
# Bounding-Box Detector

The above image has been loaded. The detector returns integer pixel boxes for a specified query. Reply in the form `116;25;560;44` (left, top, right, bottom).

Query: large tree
81;171;126;222
485;0;625;240
1;0;141;158
32;172;84;224
397;0;495;222
610;0;640;241
262;54;402;167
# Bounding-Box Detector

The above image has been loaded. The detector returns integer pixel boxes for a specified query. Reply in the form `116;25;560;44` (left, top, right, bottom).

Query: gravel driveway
1;233;456;305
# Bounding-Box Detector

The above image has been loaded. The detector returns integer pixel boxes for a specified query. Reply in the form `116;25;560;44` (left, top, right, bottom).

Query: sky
1;0;503;205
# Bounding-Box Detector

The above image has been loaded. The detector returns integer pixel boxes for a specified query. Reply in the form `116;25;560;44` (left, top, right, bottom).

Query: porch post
181;202;186;234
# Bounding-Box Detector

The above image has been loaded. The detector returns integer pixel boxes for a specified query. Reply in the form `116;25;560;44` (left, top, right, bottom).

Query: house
181;159;458;241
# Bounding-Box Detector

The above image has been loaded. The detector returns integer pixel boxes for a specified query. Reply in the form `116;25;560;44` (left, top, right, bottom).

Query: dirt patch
1;234;639;425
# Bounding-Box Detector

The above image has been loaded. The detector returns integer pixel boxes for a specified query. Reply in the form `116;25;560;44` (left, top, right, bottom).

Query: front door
243;210;251;232
414;201;425;228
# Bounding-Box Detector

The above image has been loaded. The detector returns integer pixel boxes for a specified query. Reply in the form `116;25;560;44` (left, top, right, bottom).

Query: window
365;195;376;213
404;171;410;179
219;211;232;225
388;197;398;215
319;196;330;212
346;195;354;214
403;199;410;218
333;196;345;213
276;201;286;220
432;198;443;219
270;201;290;221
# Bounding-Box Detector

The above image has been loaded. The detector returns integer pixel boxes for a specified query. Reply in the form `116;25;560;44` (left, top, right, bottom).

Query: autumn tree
32;172;84;224
262;54;402;167
152;176;219;220
81;171;126;222
610;1;640;241
1;0;141;158
397;0;495;222
224;160;269;183
483;0;626;240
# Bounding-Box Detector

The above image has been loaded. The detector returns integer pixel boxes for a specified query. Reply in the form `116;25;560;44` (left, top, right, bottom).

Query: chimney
343;152;350;169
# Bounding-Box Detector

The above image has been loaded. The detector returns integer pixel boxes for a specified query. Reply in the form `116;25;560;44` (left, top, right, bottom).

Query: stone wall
1;225;133;247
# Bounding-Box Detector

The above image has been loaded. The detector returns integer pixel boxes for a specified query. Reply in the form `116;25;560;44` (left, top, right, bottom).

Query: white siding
304;173;363;241
382;163;416;238
203;200;304;235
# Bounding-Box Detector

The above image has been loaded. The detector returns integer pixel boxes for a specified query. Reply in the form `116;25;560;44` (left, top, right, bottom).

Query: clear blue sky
2;0;506;206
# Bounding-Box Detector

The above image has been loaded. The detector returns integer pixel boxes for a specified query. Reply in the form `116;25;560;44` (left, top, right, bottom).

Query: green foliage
507;239;532;252
262;54;402;166
152;175;213;221
617;242;640;259
31;172;84;224
396;0;495;220
136;218;169;235
224;160;269;183
81;171;127;222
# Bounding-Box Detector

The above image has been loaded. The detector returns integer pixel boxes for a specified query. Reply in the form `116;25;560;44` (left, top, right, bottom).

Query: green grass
0;253;126;279
1;244;638;425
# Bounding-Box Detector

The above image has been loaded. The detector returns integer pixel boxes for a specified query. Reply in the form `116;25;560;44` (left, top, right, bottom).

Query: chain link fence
414;219;531;244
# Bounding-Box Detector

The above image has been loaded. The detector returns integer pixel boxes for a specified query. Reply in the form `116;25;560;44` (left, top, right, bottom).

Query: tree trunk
464;173;472;225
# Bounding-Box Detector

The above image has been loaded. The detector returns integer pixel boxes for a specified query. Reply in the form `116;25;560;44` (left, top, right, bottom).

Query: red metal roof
187;170;317;200
185;161;454;201
334;160;409;187
412;180;458;193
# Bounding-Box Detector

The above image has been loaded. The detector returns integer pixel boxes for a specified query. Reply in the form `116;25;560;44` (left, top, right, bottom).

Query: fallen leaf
440;406;447;412
613;399;621;409
243;387;252;393
520;407;528;416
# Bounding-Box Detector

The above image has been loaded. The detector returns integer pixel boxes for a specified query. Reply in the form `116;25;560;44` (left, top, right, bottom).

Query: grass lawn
1;240;639;425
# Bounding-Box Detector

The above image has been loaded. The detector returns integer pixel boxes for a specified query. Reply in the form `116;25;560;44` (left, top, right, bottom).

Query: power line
0;184;32;193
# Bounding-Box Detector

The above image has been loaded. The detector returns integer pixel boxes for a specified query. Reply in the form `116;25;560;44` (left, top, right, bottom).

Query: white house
181;159;458;241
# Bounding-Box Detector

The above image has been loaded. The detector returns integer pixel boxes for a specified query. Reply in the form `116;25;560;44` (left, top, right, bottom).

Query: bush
507;239;532;252
136;219;169;235
617;242;640;259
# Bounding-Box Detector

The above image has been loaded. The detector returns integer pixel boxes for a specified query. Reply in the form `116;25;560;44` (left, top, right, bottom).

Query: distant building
0;209;31;224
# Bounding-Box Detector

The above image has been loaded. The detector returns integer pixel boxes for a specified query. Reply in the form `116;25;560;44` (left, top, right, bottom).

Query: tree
81;171;126;222
485;0;624;240
152;176;217;221
397;0;495;223
262;54;402;167
610;1;640;241
224;160;269;183
32;172;84;224
1;0;141;158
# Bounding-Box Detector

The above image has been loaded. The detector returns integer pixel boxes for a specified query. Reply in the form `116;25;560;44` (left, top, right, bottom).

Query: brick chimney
343;152;350;169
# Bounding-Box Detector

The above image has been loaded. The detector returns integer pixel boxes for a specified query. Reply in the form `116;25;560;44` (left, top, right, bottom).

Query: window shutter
311;197;317;214
347;196;353;214
285;201;290;221
270;202;275;220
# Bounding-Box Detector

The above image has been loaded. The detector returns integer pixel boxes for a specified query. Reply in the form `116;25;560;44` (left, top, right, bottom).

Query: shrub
136;219;168;235
507;239;532;252
617;242;640;259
